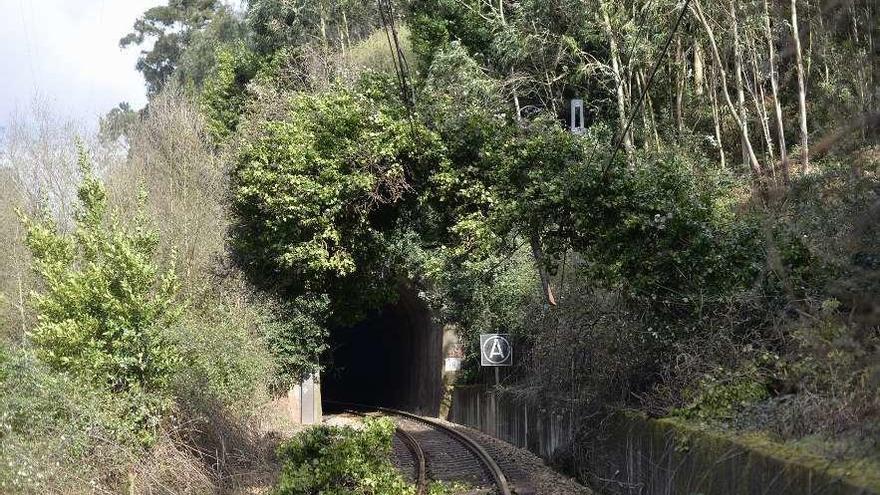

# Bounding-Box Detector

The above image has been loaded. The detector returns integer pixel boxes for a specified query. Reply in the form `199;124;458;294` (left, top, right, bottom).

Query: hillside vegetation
0;0;877;493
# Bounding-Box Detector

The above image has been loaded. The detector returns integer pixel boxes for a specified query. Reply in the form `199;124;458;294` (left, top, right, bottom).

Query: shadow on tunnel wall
322;283;442;416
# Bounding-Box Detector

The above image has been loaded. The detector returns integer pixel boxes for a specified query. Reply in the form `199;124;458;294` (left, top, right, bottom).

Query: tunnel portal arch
322;283;443;416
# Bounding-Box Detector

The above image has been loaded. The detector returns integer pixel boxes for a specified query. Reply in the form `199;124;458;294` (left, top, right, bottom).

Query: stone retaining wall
447;385;878;495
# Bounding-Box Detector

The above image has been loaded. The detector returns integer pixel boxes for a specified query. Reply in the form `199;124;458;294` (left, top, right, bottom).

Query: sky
0;0;162;132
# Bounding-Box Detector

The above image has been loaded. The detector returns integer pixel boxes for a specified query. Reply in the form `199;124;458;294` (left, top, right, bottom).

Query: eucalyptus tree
121;0;244;95
247;0;382;55
791;0;810;172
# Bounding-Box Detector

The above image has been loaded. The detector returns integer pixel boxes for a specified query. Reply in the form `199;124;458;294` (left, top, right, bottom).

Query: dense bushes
567;151;764;318
0;349;136;493
274;417;413;495
0;92;283;493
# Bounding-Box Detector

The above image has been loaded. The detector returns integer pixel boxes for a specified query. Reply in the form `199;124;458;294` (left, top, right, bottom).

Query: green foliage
407;0;496;68
98;102;139;144
121;0;240;95
344;26;414;75
174;6;247;90
567;151;763;316
264;294;330;390
247;0;380;56
22;147;182;439
119;0;878;475
673;363;771;421
173;296;274;411
231;83;444;323
785;299;878;398
0;348;137;492
273;417;414;495
200;43;261;142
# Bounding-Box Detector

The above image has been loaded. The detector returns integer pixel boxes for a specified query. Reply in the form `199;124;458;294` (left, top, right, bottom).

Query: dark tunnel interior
321;285;442;416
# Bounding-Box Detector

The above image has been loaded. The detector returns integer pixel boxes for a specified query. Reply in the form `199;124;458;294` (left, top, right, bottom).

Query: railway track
325;400;512;495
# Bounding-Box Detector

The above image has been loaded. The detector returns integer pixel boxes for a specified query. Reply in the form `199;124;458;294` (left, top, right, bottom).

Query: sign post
480;334;511;436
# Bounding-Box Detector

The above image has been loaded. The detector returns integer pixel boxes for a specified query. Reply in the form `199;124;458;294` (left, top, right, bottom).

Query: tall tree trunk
805;0;813;78
870;4;877;114
731;0;750;171
675;36;685;132
748;35;776;171
600;0;634;163
341;9;350;54
512;85;555;307
764;0;789;183
692;0;763;179
637;71;650;148
709;63;727;169
792;0;810;172
639;68;661;149
847;3;869;140
817;4;830;85
694;41;705;96
530;234;557;307
319;1;328;49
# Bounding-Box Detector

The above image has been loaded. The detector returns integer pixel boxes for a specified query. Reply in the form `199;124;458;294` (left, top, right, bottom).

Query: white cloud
0;0;162;131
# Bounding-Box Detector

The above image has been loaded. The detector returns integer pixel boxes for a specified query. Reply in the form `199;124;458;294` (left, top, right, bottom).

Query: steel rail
325;400;512;495
393;422;428;495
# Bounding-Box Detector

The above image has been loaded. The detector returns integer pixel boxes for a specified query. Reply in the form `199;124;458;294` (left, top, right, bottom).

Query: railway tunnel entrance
322;284;443;416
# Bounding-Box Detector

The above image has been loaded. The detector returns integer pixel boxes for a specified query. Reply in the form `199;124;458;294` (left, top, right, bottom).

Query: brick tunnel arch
321;283;443;416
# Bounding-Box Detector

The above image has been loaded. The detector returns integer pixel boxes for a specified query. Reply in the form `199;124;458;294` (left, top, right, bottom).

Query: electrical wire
601;0;693;178
376;0;419;140
580;0;659;171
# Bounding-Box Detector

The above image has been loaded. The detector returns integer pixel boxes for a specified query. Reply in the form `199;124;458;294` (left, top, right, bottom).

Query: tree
731;0;751;171
98;102;139;144
121;0;232;95
246;0;379;56
691;0;763;180
230;83;443;323
763;0;789;182
600;0;634;164
791;0;810;172
23;146;181;436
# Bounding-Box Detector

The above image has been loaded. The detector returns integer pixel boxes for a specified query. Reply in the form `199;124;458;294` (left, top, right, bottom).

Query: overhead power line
602;0;693;177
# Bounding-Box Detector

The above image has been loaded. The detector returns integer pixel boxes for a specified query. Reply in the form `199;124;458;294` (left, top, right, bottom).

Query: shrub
172;295;275;412
264;294;329;391
22;147;182;441
567;150;763;319
274;417;414;495
0;348;136;493
673;364;771;421
200;43;261;143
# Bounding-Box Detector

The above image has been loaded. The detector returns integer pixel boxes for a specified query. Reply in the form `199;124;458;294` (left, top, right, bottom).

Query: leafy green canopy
226;40;762;358
200;43;262;142
22;147;182;437
231;81;444;323
247;0;381;56
419;45;758;315
121;0;243;94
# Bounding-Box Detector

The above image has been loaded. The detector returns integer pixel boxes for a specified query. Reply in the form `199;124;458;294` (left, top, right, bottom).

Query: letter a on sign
480;334;512;367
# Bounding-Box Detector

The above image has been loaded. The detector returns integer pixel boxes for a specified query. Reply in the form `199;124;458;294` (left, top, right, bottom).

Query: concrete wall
448;385;572;459
265;374;322;426
448;386;879;495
